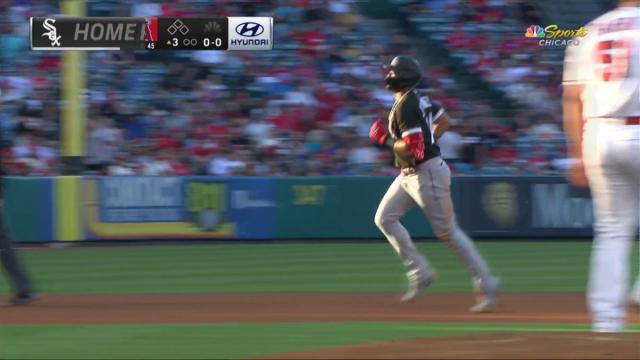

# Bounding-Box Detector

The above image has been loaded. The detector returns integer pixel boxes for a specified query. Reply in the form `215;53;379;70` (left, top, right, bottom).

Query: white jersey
563;6;640;118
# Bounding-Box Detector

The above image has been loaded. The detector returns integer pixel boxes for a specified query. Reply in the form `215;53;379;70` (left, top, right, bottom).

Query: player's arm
562;83;587;186
561;38;587;186
397;97;425;161
430;103;448;140
562;84;584;160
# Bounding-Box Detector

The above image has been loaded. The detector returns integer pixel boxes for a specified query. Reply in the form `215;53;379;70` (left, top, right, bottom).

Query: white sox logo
42;18;61;47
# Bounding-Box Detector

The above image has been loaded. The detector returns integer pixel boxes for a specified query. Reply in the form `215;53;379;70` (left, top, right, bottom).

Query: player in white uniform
562;0;640;332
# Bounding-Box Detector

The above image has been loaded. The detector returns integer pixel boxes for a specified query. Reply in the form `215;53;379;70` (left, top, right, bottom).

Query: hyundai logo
236;22;264;37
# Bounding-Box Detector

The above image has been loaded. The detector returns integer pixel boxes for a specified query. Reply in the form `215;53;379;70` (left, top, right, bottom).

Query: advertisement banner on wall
529;180;592;236
457;177;529;236
4;175;596;242
274;177;434;239
458;177;593;237
84;177;276;240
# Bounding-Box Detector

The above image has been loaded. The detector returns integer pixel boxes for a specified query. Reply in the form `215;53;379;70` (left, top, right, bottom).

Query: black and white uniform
374;90;495;288
387;90;443;169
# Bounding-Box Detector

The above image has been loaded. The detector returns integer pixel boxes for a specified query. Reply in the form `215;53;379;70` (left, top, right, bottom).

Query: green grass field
0;241;638;359
0;322;616;359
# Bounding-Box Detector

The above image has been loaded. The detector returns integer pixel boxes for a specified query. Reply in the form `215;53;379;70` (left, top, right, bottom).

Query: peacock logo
525;25;545;38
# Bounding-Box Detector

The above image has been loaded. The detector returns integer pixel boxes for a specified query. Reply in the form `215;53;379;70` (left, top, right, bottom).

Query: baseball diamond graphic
167;19;189;36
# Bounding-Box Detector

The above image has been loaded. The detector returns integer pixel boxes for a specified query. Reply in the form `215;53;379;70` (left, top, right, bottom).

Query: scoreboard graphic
146;17;229;50
30;17;273;51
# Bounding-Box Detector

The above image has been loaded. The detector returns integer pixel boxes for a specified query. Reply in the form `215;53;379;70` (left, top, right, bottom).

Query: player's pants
583;119;640;332
632;276;640;303
374;157;492;284
0;202;33;296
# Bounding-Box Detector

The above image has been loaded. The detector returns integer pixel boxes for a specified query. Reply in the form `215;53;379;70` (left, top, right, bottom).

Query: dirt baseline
2;292;638;359
1;291;639;325
258;332;640;359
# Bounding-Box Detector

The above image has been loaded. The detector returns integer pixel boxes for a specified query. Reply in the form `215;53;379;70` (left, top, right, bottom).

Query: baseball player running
369;56;501;312
562;0;640;332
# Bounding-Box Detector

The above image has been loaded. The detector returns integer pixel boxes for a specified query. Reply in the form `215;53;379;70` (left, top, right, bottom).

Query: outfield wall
3;176;593;242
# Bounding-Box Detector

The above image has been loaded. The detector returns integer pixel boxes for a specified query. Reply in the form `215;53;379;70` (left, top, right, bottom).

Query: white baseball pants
583;119;640;332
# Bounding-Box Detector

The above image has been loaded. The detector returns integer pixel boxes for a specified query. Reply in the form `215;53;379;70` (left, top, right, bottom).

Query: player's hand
394;140;416;166
369;119;389;145
567;159;588;187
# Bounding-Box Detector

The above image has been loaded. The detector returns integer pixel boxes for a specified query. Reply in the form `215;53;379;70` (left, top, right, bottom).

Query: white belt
587;117;640;125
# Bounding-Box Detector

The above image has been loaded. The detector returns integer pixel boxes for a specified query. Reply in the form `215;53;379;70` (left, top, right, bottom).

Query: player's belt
593;117;640;125
400;155;440;176
626;117;640;125
401;168;416;176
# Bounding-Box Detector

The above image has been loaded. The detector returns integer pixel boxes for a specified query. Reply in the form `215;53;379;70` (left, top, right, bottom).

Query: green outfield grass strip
1;322;638;360
1;242;637;294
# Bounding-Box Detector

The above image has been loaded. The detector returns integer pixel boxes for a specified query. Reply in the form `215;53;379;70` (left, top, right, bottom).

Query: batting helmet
383;56;424;91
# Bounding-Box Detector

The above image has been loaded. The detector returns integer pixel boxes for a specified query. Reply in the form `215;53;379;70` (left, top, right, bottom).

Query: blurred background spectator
1;0;610;177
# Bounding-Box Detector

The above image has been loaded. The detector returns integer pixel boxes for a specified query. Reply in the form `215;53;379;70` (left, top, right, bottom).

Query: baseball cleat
469;276;501;313
593;323;624;333
401;271;436;302
2;292;39;306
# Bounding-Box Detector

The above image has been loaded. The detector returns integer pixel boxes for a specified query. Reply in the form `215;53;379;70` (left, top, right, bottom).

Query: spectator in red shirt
154;130;181;152
168;153;192;176
447;25;470;50
294;22;327;57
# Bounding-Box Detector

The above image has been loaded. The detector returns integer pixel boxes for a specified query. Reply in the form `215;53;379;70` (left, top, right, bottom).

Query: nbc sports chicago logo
525;24;588;47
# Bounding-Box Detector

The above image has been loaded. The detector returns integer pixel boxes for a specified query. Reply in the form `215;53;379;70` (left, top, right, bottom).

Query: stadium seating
1;0;599;176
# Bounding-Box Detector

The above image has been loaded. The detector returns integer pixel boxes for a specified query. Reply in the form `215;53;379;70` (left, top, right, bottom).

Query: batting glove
369;119;389;145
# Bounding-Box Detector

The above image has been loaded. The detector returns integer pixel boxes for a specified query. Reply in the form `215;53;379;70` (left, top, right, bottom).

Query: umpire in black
1;124;37;305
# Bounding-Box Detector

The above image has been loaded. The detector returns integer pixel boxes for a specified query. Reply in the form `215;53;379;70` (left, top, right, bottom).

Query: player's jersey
563;6;640;118
388;90;443;168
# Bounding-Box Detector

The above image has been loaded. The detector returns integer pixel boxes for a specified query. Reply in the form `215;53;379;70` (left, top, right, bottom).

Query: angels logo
42;18;61;46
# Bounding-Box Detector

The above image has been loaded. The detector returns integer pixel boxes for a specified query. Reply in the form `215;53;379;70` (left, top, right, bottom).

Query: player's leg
631;138;640;308
585;162;637;331
0;206;35;305
631;276;640;306
375;175;435;301
404;158;499;311
583;122;638;332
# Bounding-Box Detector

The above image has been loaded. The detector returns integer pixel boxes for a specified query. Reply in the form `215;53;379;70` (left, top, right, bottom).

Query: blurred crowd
1;0;569;177
399;0;562;112
396;0;569;174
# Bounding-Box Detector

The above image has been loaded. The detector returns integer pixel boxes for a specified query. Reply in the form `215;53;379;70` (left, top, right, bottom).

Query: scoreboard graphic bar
153;17;228;50
30;17;273;51
31;17;145;50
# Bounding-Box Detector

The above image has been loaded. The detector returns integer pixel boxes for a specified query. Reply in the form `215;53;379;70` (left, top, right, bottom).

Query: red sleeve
403;132;425;161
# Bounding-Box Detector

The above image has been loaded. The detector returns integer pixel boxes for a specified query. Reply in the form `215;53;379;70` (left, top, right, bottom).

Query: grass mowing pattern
1;241;638;294
2;322;638;359
1;242;638;359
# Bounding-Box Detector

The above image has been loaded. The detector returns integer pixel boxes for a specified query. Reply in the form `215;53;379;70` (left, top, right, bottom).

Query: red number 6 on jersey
594;39;630;82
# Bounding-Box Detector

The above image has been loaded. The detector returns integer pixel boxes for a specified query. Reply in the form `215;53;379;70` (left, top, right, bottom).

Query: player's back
577;6;640;117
